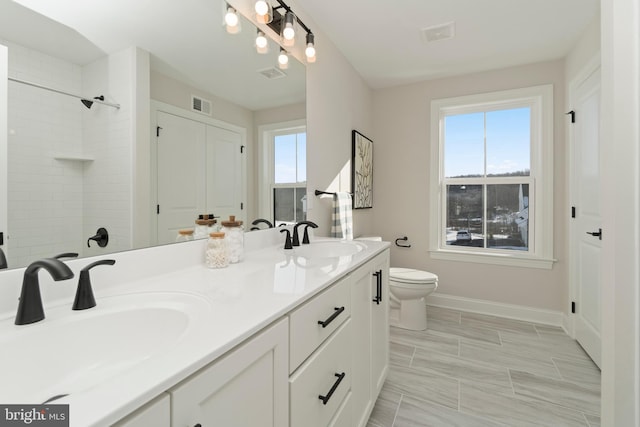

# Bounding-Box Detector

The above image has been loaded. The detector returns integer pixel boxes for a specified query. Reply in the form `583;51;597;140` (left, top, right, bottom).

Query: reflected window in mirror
265;125;306;225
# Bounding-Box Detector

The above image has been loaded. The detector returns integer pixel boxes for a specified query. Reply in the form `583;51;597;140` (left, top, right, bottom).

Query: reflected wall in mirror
0;0;306;269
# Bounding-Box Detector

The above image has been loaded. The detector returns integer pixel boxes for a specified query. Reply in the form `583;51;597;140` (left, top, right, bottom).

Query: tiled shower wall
5;40;84;267
4;40;132;268
81;49;133;259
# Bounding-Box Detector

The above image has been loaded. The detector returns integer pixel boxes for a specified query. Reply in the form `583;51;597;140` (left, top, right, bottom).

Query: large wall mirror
0;0;306;269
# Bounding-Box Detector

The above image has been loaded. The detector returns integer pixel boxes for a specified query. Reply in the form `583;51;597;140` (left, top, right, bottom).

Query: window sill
430;249;556;270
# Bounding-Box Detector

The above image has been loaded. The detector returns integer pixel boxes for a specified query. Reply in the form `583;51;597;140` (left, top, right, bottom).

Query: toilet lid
390;267;438;285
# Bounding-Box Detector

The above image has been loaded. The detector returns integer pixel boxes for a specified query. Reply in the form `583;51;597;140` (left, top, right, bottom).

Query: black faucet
292;221;319;246
0;248;7;270
280;229;293;249
73;259;116;310
250;218;274;230
15;258;74;325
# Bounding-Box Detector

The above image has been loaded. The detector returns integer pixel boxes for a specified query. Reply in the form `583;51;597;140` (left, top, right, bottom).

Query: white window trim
429;85;555;269
258;119;306;221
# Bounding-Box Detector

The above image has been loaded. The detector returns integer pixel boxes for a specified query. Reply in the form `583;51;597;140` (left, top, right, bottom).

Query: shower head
80;95;105;109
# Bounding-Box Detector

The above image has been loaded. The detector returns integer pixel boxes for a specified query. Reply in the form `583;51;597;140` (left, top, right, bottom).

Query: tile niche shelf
53;153;95;162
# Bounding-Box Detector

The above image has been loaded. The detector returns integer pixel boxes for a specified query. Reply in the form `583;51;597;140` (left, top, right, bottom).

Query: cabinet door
350;249;391;427
370;252;390;398
350;262;373;427
112;393;170;427
171;318;288;427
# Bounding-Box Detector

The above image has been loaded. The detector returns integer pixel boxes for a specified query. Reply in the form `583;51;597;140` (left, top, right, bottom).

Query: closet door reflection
156;111;243;245
156;112;206;245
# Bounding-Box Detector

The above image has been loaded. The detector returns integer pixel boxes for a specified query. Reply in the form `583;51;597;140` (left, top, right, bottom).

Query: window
258;120;307;225
429;85;554;268
273;130;306;224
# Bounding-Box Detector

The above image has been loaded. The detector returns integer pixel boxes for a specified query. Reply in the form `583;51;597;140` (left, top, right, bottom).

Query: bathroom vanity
0;230;389;427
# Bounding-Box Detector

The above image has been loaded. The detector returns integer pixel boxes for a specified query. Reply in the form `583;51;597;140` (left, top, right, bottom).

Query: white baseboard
426;293;566;328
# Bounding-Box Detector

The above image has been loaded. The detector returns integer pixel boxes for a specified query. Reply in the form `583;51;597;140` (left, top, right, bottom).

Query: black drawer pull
372;270;382;304
317;306;345;328
318;372;346;405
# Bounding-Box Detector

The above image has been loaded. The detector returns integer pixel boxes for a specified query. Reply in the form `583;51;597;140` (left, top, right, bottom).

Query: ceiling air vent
191;95;212;116
258;67;287;80
421;22;455;43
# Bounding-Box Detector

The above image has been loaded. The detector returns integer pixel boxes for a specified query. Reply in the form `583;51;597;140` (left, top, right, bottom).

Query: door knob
586;228;602;240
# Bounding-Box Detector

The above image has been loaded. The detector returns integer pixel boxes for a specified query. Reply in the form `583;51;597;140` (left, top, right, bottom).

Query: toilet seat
389;268;438;286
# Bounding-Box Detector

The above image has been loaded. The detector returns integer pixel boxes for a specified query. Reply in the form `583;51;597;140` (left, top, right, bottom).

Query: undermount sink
293;240;365;258
0;291;211;403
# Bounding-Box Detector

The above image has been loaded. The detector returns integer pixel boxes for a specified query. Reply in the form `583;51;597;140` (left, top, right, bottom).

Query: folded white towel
331;192;353;240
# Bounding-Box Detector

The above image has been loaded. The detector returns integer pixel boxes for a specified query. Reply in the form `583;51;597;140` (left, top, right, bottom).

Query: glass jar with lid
205;232;229;268
194;214;217;239
220;215;244;263
175;229;194;242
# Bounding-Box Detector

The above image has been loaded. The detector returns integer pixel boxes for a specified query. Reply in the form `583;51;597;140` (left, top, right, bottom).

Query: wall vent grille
258;67;287;80
191;95;212;116
421;22;456;43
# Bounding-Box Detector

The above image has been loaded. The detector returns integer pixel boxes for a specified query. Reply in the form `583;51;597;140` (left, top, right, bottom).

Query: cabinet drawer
290;319;352;427
328;391;352;427
290;277;351;371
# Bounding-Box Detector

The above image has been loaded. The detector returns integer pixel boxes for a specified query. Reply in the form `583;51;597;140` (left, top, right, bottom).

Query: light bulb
225;7;239;27
255;1;269;16
281;11;295;44
256;33;268;49
305;44;316;62
256;31;268;53
305;33;316;63
278;49;289;69
254;0;272;23
283;24;295;40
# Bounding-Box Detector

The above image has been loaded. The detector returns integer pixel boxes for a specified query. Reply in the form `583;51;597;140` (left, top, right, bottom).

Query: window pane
486;108;530;176
296;133;306;183
486;184;529;250
444;113;485;178
446;184;483;247
274;187;294;222
274;187;307;223
274;134;297;184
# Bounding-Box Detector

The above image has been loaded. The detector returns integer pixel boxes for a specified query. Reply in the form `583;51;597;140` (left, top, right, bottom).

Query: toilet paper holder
395;236;411;248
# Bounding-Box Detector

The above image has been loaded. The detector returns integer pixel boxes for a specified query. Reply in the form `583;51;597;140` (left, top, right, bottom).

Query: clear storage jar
175;229;194;242
205;232;229;269
220;215;244;263
194;217;217;240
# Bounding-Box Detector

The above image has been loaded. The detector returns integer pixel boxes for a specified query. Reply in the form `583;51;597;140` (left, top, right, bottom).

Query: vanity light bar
240;0;318;63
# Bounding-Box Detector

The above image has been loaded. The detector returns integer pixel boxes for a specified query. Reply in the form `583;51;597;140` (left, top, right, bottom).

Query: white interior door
156;111;206;244
206;124;242;221
571;66;602;368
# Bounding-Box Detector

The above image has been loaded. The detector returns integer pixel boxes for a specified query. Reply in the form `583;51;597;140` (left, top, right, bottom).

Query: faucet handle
280;229;293;250
299;221;318;244
0;248;7;270
72;259;116;310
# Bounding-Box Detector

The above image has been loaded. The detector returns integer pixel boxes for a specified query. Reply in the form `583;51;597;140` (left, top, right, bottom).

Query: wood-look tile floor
367;306;601;427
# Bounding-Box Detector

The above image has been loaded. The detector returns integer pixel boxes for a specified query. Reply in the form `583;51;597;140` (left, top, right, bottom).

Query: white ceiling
295;0;600;88
0;0;306;111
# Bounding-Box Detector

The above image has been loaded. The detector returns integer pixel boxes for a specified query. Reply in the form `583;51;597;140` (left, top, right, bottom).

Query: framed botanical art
352;130;373;209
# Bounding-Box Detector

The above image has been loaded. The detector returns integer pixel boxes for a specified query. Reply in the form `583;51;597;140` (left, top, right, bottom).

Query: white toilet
389;267;438;331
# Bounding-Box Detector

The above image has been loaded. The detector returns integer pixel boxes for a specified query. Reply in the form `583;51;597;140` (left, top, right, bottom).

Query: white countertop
0;233;389;426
